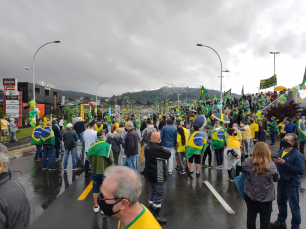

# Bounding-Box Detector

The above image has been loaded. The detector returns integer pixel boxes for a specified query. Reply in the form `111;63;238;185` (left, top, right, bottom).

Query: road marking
203;180;235;214
78;181;93;200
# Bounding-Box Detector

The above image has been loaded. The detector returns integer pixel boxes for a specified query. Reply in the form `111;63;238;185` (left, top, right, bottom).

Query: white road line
203;180;235;215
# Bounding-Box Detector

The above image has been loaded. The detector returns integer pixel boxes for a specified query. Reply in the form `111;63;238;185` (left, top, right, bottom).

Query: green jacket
261;118;268;131
88;138;114;175
269;121;277;131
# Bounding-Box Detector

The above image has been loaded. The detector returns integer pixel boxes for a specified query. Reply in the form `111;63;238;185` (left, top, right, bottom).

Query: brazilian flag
205;105;211;116
136;118;141;129
211;128;225;151
296;119;306;142
88;138;111;158
40;126;55;145
31;126;43;145
105;114;113;125
207;118;212;126
186;131;207;159
246;108;250;115
233;110;239;118
177;116;182;122
200;86;208;100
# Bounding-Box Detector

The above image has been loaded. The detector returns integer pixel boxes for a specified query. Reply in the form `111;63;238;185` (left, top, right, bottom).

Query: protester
9;118;17;142
1;117;9;143
145;132;171;223
140;116;147;137
88;131;114;214
0;144;30;229
211;121;225;170
176;121;189;172
94;117;104;132
140;120;157;174
268;116;277;146
224;128;241;181
249;117;258;145
74;116;88;149
270;133;305;229
100;166;161;228
243;142;280;229
240;120;253;158
293;115;306;154
284;117;295;133
124;121;139;171
278;118;287;149
106;124;122;166
260;115;268;142
160;119;177;174
52;120;62;161
41;121;56;170
83;121;97;177
158;115;167;131
62;123;78;171
202;126;213;168
175;127;187;174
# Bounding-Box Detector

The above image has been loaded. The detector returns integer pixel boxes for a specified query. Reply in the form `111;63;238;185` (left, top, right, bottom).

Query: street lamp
167;83;180;108
25;40;61;124
160;93;168;111
96;81;108;116
270;52;279;88
197;43;228;113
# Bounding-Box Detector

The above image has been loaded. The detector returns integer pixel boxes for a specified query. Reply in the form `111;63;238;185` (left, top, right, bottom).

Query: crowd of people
0;89;306;228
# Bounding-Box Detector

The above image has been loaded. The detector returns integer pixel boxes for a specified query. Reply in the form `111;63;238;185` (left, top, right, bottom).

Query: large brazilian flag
105;114;113;125
186;131;207;159
88;139;111;158
40;126;55;145
211;128;225;151
296;119;306;142
136;118;141;129
31;126;43;145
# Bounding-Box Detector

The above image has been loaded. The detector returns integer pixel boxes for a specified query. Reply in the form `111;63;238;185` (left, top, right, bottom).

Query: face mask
98;197;123;217
124;128;128;132
282;140;293;148
251;120;254;123
233;127;237;130
240;124;243;127
234;133;237;136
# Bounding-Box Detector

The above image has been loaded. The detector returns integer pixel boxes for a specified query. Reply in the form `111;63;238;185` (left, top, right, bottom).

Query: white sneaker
101;210;104;215
93;206;100;213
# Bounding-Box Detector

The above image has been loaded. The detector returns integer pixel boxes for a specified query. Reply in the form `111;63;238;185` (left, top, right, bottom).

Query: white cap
67;123;73;128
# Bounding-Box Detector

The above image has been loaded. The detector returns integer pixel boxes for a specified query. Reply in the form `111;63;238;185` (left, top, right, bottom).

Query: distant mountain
109;86;240;102
61;90;106;100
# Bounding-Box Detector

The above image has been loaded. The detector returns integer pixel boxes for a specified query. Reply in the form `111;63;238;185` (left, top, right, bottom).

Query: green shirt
269;121;277;131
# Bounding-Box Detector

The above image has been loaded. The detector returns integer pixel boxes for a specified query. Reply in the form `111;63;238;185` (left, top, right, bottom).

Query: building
18;82;63;116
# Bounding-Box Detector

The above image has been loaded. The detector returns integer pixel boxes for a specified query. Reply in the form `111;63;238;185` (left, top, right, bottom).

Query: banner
205;94;210;100
260;75;277;89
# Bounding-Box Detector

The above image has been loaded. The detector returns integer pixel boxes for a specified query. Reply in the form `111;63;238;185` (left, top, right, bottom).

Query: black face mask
98;197;123;217
124;128;128;132
282;140;293;148
234;133;237;136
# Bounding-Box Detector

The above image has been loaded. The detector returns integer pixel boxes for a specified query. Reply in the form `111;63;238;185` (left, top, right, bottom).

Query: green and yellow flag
207;118;212;126
105;114;113;125
200;86;208;100
185;131;207;159
136;118;141;129
40;126;55;145
205;105;211;116
240;85;244;98
296;119;306;142
205;94;210;100
211;128;225;151
213;93;218;101
31;126;43;145
88;138;111;158
299;67;306;87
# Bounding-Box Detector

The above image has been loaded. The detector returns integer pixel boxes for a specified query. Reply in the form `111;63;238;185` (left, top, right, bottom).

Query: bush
266;100;300;121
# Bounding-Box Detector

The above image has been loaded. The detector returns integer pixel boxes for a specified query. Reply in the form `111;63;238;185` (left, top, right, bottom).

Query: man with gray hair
99;166;161;228
123;121;139;171
270;133;305;229
0;144;30;228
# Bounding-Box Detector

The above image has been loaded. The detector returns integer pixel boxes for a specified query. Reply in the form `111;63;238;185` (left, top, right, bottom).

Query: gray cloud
1;0;306;97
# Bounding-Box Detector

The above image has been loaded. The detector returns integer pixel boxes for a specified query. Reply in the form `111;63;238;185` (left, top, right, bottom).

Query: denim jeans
277;182;301;229
76;132;83;147
113;152;120;165
123;154;137;171
164;147;175;173
34;145;43;159
10;132;15;142
63;148;77;168
270;130;276;145
149;182;165;209
42;145;55;169
215;148;224;166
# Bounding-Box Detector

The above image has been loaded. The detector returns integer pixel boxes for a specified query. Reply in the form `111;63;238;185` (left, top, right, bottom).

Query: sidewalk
4;136;32;151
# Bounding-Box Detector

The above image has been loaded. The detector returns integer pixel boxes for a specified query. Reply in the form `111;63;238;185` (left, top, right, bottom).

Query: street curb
8;143;31;152
9;145;36;159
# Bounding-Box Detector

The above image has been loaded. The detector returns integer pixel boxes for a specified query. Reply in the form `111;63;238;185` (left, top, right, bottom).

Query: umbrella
274;86;287;91
193;115;207;131
212;113;230;123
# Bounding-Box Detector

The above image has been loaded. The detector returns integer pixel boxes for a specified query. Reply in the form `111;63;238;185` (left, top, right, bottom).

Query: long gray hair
0;144;10;173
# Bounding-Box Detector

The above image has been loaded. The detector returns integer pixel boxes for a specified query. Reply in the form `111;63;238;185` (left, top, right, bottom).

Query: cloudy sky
2;0;306;98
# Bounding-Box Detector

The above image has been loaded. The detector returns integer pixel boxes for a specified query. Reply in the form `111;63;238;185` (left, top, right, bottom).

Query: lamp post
197;44;228;113
95;81;108;116
160;93;168;111
270;52;279;88
167;83;180;108
25;40;61;124
156;97;162;112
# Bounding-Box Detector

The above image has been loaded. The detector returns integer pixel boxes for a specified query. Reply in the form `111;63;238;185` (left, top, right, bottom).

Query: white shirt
83;129;97;153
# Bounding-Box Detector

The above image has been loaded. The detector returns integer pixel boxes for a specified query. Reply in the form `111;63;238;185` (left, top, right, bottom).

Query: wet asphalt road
8;131;306;229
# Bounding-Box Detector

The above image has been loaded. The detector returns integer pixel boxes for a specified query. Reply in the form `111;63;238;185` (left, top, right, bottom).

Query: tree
107;99;115;106
100;98;106;104
146;100;153;106
135;99;142;105
84;96;92;101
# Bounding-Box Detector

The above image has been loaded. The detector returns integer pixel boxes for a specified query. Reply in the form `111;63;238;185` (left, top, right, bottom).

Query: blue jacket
276;148;305;187
160;125;177;148
52;125;62;147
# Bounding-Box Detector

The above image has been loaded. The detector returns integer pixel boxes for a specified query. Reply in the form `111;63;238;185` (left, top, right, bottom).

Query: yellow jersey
226;135;241;149
1;119;8;130
176;128;189;152
281;150;289;158
241;125;252;140
118;204;161;229
94;123;104;131
249;123;259;139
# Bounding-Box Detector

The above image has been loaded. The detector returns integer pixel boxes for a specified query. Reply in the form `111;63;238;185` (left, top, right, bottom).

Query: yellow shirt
176;128;189;152
281;150;289;158
241;125;252;140
279;123;286;134
1;119;8;130
237;129;242;143
118;205;161;229
226;135;241;149
250;123;259;139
